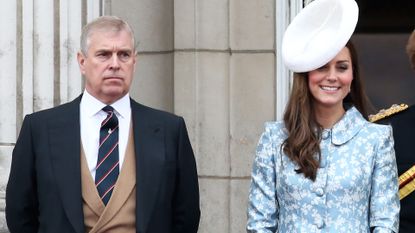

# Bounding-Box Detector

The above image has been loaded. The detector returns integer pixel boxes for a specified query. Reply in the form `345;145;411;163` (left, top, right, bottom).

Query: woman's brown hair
282;41;372;181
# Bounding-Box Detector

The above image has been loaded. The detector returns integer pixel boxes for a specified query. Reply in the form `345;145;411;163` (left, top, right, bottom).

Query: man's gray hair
80;16;136;56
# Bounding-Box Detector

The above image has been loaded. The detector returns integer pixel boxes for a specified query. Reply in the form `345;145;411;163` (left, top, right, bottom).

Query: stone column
110;0;175;112
33;0;55;110
59;0;83;103
0;0;16;231
174;0;275;232
174;0;231;232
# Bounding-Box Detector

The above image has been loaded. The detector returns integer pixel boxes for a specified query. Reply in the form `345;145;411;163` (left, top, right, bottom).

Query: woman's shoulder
263;121;286;135
264;120;284;130
365;120;392;132
259;121;287;142
361;120;393;141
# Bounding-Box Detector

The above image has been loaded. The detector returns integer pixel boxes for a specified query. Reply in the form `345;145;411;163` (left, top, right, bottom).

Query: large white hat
281;0;359;73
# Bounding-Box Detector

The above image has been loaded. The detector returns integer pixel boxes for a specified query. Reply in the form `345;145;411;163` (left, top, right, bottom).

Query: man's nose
109;54;121;69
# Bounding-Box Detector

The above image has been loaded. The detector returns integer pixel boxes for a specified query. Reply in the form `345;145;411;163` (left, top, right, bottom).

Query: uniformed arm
172;117;200;233
247;124;278;233
369;125;400;233
6;115;39;233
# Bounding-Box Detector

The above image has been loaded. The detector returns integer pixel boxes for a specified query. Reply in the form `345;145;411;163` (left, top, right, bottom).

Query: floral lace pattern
247;107;399;233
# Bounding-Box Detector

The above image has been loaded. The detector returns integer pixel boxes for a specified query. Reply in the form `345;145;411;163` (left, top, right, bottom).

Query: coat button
322;129;330;139
316;219;325;229
315;188;324;196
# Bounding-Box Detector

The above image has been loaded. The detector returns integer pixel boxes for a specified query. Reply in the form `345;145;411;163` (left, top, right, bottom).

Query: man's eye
97;52;110;59
119;52;131;61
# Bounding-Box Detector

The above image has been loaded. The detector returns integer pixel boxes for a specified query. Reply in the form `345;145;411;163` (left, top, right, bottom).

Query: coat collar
330;106;367;145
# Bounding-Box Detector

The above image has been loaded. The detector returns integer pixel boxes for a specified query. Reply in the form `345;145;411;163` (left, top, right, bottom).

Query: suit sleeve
369;125;400;233
172;117;200;233
6;115;39;233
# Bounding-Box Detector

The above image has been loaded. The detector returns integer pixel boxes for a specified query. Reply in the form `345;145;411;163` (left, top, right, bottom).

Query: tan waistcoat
80;127;136;233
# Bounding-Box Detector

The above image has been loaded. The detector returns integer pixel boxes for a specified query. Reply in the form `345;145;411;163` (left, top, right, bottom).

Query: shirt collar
81;90;131;118
330;106;367;145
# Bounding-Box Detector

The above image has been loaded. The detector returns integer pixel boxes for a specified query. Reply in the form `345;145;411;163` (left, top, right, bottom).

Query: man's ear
77;51;86;75
133;52;138;72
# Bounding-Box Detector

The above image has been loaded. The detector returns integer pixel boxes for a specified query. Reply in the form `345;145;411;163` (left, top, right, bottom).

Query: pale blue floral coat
247;107;399;233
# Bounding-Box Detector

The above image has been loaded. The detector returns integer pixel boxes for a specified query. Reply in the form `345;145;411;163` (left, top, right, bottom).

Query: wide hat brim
282;0;359;73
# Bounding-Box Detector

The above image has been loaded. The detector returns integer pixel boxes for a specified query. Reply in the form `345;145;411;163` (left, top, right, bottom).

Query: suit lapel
48;96;84;233
131;100;165;233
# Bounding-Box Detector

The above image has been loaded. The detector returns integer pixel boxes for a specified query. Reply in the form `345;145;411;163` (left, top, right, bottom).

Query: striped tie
95;105;119;205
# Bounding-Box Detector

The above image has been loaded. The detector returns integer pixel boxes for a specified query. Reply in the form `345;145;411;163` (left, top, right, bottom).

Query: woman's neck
314;105;346;129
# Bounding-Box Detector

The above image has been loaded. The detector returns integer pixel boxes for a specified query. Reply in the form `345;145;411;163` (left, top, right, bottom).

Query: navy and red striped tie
95;105;119;205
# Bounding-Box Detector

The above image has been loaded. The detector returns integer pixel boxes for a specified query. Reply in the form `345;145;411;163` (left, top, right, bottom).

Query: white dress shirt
80;90;131;180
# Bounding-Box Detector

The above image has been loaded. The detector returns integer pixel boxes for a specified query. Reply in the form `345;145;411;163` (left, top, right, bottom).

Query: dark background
351;0;415;112
356;0;414;33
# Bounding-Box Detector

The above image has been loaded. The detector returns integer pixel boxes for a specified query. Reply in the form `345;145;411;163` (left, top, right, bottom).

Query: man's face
78;29;136;104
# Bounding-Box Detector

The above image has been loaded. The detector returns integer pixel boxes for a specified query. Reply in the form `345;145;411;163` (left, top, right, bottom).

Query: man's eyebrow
95;48;133;53
95;49;111;53
117;49;133;53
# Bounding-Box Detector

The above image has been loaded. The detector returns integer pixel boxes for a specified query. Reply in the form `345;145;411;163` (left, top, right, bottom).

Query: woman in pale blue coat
247;0;399;232
246;40;400;232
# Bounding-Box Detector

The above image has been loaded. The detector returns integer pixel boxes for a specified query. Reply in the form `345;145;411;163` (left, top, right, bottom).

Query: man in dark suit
6;16;200;233
369;29;415;233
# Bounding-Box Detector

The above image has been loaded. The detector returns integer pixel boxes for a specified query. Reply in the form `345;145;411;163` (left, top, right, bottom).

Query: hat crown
282;0;359;73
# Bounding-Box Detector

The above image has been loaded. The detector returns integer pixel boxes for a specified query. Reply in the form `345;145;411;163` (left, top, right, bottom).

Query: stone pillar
174;0;275;232
33;0;55;110
110;0;175;112
174;0;231;232
110;2;276;232
59;0;83;103
0;1;16;231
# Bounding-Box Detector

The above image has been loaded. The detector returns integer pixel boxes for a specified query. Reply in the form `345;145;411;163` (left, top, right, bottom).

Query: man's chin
100;89;128;103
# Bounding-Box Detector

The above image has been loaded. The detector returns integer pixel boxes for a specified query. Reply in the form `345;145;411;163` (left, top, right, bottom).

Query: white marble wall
1;0;278;232
173;0;275;232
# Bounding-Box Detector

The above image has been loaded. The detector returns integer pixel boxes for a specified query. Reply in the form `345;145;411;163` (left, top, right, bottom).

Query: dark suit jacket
6;96;200;233
377;105;415;233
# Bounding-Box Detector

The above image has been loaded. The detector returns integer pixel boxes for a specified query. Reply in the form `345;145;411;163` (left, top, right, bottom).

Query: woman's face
308;47;353;111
